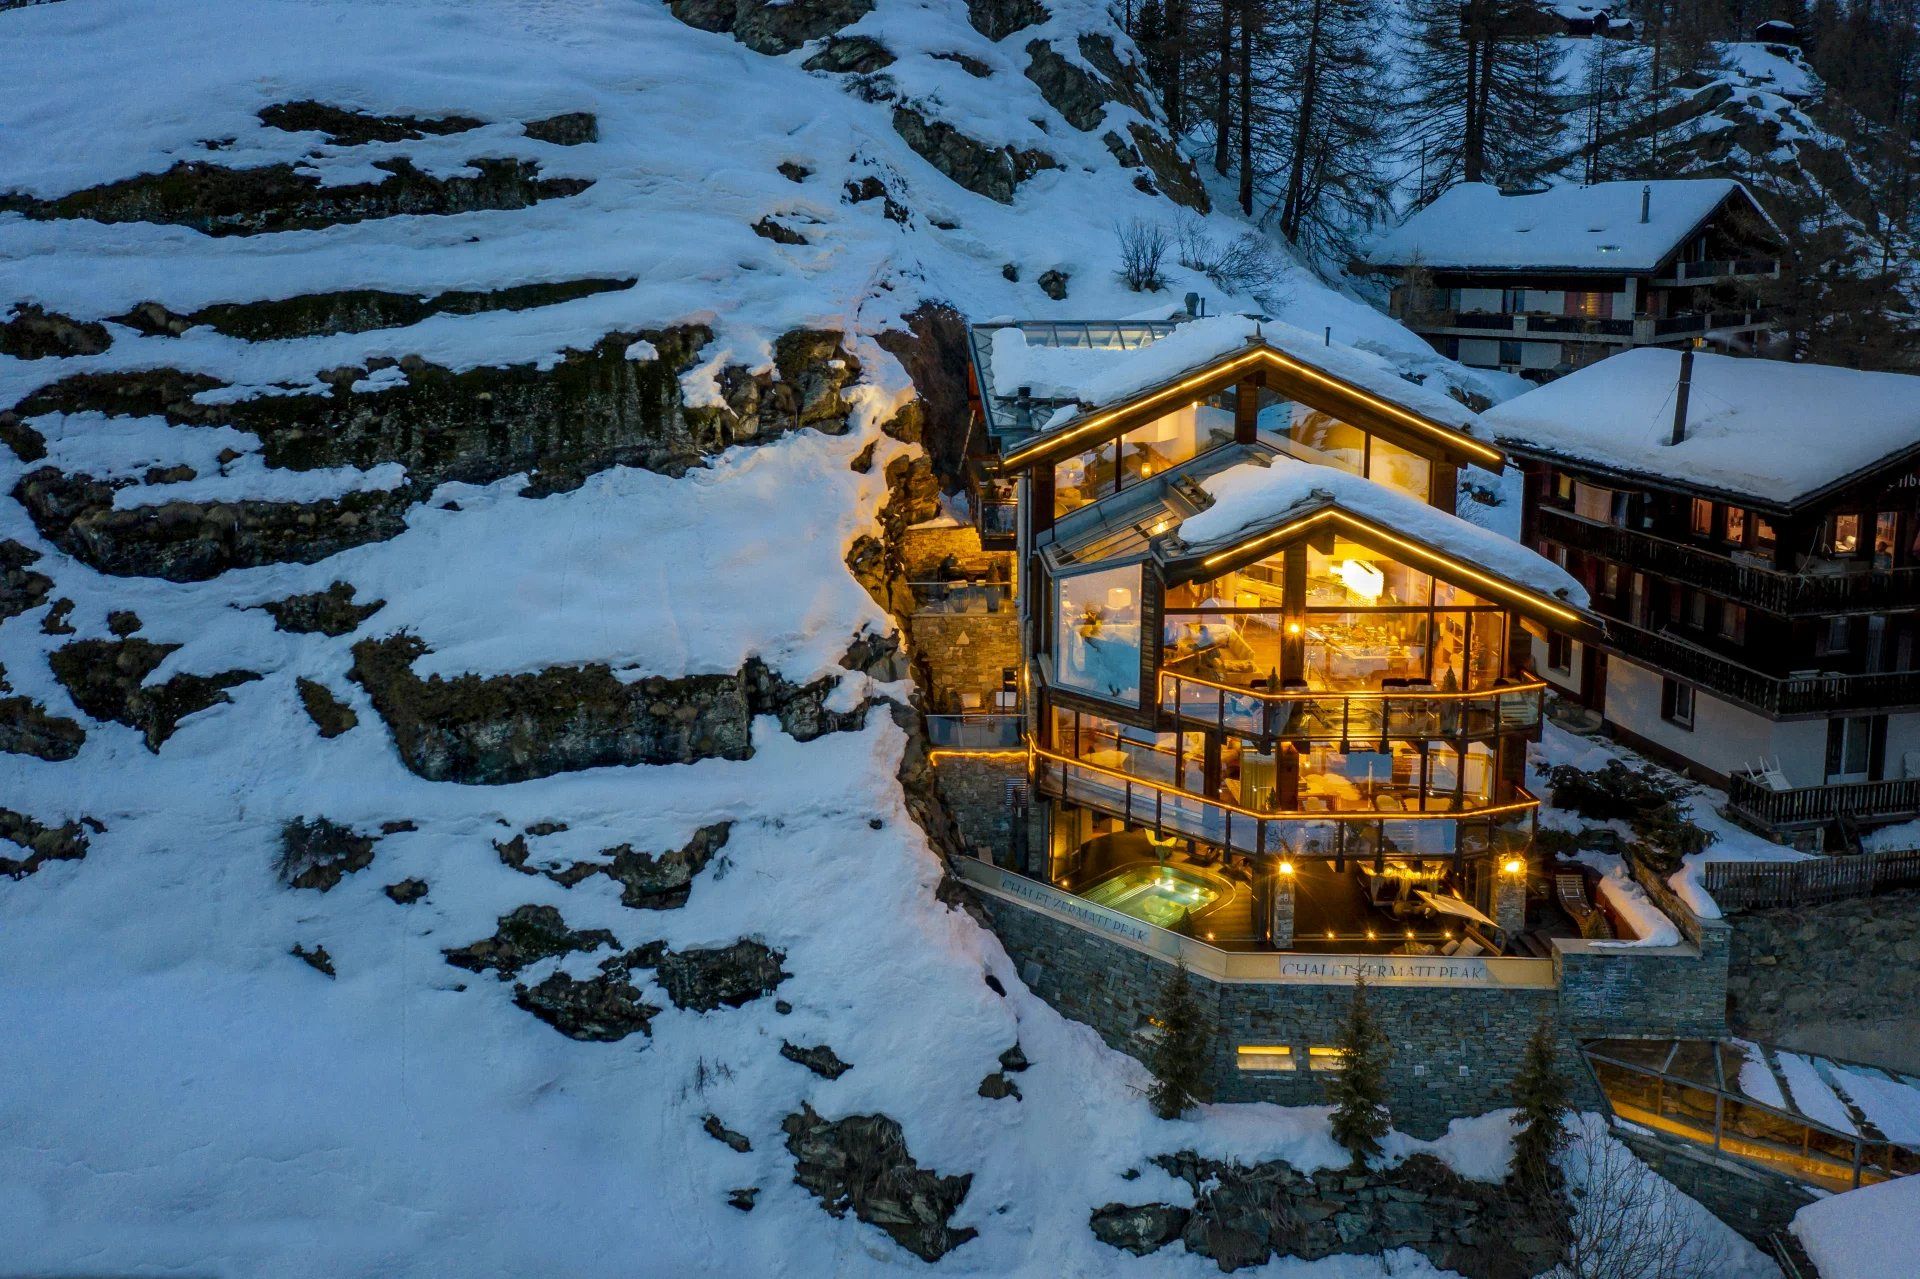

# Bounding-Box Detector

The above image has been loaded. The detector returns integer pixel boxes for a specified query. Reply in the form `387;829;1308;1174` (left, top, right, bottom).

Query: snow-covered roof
982;313;1490;454
1793;1176;1920;1279
1483;348;1920;507
1170;456;1589;609
1363;180;1769;274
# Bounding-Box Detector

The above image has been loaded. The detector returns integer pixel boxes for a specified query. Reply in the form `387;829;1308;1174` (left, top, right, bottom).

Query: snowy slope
0;2;1766;1275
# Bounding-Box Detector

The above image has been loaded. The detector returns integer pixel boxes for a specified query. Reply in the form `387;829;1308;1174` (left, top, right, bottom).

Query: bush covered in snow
1546;760;1716;873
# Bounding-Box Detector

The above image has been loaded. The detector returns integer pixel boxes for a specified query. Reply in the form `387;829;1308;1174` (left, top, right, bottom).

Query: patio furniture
1554;870;1616;940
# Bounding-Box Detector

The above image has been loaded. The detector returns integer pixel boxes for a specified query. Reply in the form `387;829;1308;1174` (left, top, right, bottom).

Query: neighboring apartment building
1363;180;1781;381
1488;348;1920;847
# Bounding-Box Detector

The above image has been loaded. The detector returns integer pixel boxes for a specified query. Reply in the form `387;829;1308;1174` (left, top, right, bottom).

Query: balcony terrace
1605;618;1920;717
1727;773;1920;831
1158;669;1544;746
1538;507;1920;615
1406;309;1776;347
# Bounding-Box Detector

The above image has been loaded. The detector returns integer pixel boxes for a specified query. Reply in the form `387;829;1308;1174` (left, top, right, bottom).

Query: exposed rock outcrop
668;0;876;54
514;952;661;1041
13;327;863;581
291;942;336;977
259;581;385;636
0;541;53;623
0;807;91;879
704;1114;753;1152
0;304;111;360
47;637;260;751
384;877;429;904
349;634;871;784
654;939;788;1011
495;821;732;907
257;100;484;145
0;682;86;760
782;1104;978;1262
2;157;591;236
781;1040;853;1079
803;35;896;74
15;470;416;582
277;816;375;891
966;0;1047;41
1096;1152;1564;1276
179;277;633;342
522;111;599;145
443;904;617;980
890;107;1058;204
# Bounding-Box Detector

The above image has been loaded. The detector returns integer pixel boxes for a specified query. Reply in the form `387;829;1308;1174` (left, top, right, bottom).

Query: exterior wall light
1502;857;1525;876
1278;860;1295;876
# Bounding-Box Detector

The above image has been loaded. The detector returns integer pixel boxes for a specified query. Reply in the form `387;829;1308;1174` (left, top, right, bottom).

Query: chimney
1670;346;1695;446
1640;183;1651;224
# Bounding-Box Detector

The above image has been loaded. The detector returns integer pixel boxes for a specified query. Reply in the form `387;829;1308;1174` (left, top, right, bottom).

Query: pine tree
1326;977;1391;1168
1145;961;1213;1119
1400;0;1562;198
1508;1019;1572;1200
1267;0;1395;252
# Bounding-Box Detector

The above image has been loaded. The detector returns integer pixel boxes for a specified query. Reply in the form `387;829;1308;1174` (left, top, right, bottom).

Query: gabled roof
1363;180;1777;275
1483;348;1920;510
976;314;1503;472
1157;455;1589;625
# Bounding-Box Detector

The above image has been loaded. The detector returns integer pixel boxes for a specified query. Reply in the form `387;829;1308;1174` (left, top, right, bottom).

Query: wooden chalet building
1487;348;1920;847
1363;180;1782;381
960;314;1595;953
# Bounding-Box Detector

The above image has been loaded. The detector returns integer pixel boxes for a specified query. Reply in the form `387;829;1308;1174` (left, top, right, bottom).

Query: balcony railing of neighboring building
1402;309;1774;344
1538;507;1920;615
1604;618;1920;716
1157;670;1545;745
1726;773;1920;831
1032;745;1537;861
1653;257;1782;285
907;579;1015;615
925;712;1026;751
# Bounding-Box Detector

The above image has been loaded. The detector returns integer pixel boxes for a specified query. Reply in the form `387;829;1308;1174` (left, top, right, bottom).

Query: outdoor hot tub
1080;862;1235;932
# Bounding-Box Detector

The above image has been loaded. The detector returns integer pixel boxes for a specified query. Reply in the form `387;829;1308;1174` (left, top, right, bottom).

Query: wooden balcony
1403;308;1775;347
1605;619;1920;717
1538;508;1920;615
1652;257;1781;286
1727;773;1920;830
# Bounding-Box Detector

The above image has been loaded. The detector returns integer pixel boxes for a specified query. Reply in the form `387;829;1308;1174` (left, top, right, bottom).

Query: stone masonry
974;886;1607;1138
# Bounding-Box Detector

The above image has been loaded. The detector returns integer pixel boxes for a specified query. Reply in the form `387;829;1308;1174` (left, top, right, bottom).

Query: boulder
443;904;617;980
278;816;375;891
523;111;599;145
782;1040;854;1079
782;1103;978;1261
0;807;91;879
47;636;259;751
1089;1202;1190;1256
890;107;1057;204
514;961;660;1041
0;304;111;360
654;939;788;1011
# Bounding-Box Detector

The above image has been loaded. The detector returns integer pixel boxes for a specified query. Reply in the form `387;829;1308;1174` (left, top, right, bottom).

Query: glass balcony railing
1158;670;1544;743
1033;747;1537;861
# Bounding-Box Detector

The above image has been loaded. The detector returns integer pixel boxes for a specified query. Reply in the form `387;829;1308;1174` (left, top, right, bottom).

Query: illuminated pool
1082;864;1225;929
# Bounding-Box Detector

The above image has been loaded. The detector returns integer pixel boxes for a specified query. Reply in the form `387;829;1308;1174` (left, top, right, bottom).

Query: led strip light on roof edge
996;345;1505;470
1194;509;1585;627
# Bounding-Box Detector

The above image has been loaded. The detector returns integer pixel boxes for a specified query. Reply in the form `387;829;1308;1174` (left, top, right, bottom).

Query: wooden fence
1703;848;1920;912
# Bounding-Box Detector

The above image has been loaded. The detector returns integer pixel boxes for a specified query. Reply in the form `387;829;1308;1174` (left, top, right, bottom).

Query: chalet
1488;348;1920;847
1362;180;1782;381
958;313;1600;958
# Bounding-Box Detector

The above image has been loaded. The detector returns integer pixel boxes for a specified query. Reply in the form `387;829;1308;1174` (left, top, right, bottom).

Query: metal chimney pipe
1670;346;1695;446
1640;184;1651;224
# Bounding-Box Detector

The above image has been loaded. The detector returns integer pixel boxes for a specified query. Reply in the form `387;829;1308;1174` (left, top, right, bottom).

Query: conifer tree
1508;1019;1572;1199
1326;977;1391;1167
1400;0;1562;198
1267;0;1395;251
1145;960;1213;1120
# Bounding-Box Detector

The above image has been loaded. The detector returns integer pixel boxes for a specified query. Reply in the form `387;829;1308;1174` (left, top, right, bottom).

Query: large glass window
1053;401;1234;519
1366;437;1432;503
1052;562;1143;702
1052;707;1202;792
1283;408;1365;475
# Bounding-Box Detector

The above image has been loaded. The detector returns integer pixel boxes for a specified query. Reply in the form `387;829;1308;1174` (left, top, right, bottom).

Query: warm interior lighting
1286;621;1302;635
1334;558;1385;601
1365;928;1377;941
1106;586;1134;611
1151;518;1170;535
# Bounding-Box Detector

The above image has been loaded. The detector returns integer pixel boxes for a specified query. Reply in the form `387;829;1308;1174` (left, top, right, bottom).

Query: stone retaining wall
1613;1128;1816;1243
933;756;1031;861
975;884;1607;1139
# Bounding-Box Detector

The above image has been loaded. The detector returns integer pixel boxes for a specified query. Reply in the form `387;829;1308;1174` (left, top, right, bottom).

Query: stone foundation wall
1727;889;1920;1073
909;611;1019;709
900;525;1002;580
1555;940;1727;1040
933;756;1033;862
974;885;1607;1139
1613;1128;1816;1243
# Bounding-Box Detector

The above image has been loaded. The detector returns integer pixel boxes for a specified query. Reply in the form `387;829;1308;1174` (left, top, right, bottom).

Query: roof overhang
1160;501;1596;638
992;342;1506;476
